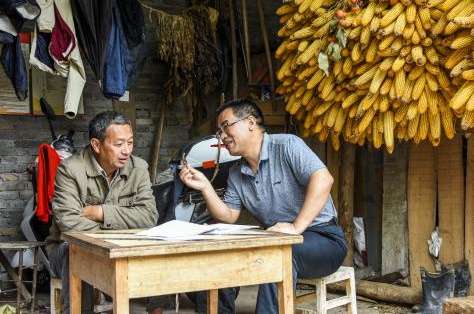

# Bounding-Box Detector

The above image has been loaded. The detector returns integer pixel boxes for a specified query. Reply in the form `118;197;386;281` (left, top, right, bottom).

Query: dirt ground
3;284;412;313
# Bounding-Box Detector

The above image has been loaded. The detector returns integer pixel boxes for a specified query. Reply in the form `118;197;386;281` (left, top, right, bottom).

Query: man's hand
267;222;301;235
179;165;213;192
83;205;104;222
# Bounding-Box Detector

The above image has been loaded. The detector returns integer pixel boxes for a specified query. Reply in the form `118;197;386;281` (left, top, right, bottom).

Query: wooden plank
63;232;302;259
326;142;340;210
278;246;294;314
382;142;408;275
437;135;465;264
71;245;115;296
207;290;218;314
465;136;474;295
113;259;129;314
340;142;355;266
127;247;284;297
407;141;436;291
69;245;83;314
443;296;474;314
330;280;422;305
113;92;136;131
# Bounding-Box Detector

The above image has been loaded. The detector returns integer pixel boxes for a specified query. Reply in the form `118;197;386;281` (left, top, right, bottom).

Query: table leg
16;250;23;314
207;289;218;314
278;246;294;314
30;247;40;313
69;245;82;314
113;259;129;313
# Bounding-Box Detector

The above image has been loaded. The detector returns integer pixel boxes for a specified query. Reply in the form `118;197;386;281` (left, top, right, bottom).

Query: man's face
217;108;249;156
91;124;134;173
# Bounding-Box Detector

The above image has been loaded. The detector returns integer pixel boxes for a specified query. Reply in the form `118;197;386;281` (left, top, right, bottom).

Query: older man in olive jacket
46;111;157;314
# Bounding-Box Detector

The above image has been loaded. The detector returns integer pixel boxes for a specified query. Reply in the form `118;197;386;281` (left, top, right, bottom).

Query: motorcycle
153;135;241;225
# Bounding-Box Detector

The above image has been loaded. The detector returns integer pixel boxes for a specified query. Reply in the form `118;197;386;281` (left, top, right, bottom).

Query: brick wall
0;0;283;242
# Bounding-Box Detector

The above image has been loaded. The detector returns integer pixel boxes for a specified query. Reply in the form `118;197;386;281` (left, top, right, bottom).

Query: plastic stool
296;266;357;314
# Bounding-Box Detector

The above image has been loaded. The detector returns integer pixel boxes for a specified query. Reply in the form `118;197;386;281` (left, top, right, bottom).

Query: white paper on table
203;223;261;234
135;220;260;238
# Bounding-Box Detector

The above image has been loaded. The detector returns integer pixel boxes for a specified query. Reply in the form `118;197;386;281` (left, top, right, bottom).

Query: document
136;220;260;239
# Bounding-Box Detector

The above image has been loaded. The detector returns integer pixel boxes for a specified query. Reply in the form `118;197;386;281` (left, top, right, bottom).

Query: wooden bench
443;296;474;314
0;241;43;314
295;266;357;314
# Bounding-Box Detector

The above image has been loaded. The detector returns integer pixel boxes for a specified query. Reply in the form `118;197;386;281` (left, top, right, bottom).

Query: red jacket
36;144;61;223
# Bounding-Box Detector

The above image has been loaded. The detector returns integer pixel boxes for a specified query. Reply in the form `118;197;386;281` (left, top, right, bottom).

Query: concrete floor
3;285;412;313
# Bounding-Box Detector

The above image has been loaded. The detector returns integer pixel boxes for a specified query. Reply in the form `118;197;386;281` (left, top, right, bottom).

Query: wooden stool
295;266;357;314
50;278;112;314
50;278;62;314
0;241;43;314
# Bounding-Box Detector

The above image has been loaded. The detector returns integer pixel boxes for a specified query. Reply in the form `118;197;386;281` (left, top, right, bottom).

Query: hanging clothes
29;0;56;74
51;0;85;119
0;0;40;100
35;0;55;32
36;143;61;224
115;0;147;86
70;0;113;80
1;36;28;100
102;1;131;99
50;2;75;77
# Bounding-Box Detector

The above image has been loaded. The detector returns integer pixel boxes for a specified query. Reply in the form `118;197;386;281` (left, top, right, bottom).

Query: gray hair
88;111;132;142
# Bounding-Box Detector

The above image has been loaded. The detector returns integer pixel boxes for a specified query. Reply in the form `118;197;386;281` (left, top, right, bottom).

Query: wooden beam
437;135;465;265
330;280;422;305
407;141;436;291
339;142;355;266
326;142;340;212
382;143;408;275
466;136;474;295
150;102;166;184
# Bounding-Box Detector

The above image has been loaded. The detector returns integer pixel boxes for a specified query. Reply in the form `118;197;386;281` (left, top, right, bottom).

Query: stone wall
0;0;283;241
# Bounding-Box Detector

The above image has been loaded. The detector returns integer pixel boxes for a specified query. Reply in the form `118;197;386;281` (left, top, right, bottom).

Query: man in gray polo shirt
180;99;347;314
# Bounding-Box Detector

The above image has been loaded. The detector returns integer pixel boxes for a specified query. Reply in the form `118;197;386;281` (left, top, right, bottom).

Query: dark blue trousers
255;223;347;314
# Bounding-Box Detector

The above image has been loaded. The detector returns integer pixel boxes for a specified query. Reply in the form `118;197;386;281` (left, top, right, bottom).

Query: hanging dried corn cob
275;0;474;153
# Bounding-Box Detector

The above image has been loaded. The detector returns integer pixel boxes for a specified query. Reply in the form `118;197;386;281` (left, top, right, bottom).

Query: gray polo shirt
223;133;337;228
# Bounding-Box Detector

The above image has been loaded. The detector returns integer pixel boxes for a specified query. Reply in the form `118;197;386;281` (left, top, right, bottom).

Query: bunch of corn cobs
275;0;474;153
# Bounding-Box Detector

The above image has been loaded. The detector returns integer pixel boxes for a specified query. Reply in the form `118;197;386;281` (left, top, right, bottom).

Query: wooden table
63;230;302;314
0;241;43;314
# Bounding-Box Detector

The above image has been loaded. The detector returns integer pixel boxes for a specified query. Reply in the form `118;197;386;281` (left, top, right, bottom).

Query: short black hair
88;111;132;142
216;99;266;131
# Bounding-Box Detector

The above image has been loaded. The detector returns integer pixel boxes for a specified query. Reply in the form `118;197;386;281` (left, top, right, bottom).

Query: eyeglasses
216;117;249;137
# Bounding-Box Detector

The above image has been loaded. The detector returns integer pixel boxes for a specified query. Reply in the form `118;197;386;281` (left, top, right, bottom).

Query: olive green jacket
46;146;158;245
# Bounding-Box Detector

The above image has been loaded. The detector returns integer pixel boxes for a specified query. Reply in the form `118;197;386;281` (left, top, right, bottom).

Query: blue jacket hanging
102;1;131;99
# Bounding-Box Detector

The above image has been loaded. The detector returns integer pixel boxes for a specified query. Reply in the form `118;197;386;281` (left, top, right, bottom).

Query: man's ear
248;116;257;131
90;138;101;154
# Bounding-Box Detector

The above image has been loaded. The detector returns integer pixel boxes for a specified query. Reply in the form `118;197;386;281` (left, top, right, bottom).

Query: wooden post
150;102;166;184
69;245;82;314
437;135;465;265
255;0;277;111
407;141;436;291
229;0;238;99
113;259;129;314
339;142;355;266
241;0;251;84
382;143;408;275
326;142;340;211
466;136;474;295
